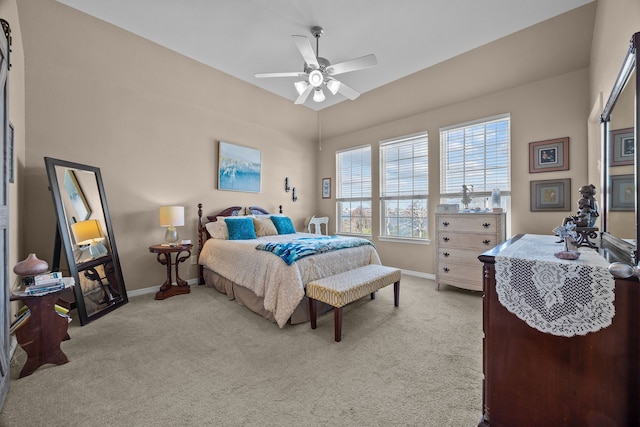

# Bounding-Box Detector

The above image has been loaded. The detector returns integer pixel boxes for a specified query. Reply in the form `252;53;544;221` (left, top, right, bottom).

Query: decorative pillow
270;216;296;235
205;221;228;240
224;217;257;240
253;216;278;237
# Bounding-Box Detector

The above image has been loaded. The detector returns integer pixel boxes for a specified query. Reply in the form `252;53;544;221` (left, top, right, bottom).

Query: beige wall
317;6;595;274
589;0;640;192
18;0;317;291
319;69;590;274
11;0;640;289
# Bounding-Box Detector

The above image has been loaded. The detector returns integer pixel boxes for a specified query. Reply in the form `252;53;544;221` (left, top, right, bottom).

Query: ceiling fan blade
255;72;305;78
327;54;377;76
294;84;313;104
337;82;360;100
292;35;319;69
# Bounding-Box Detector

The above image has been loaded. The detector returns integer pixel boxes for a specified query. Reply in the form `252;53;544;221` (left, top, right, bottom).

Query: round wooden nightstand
148;243;193;300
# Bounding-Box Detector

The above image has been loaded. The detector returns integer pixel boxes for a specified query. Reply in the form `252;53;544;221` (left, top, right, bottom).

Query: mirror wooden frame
45;157;128;325
600;32;639;264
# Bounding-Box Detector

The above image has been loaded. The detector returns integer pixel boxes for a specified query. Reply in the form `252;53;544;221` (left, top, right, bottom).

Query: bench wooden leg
309;298;317;329
394;281;400;307
334;306;343;342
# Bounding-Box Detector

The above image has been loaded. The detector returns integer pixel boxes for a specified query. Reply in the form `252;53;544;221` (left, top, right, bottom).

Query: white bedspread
199;233;381;327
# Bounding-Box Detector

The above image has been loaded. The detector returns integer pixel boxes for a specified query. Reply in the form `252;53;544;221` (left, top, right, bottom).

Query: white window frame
439;114;511;211
336;145;372;236
379;132;429;242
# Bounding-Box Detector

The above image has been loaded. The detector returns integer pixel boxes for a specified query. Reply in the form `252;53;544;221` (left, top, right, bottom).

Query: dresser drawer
437;232;499;251
437;214;500;233
437;247;482;264
436;260;484;291
435;212;505;292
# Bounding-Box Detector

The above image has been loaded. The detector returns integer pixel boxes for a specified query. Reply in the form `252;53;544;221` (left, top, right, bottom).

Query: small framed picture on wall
529;137;569;173
322;178;331;199
609;127;634;166
530;178;571;211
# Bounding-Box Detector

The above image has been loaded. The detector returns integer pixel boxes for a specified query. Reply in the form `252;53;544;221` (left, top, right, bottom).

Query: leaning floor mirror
45;157;128;325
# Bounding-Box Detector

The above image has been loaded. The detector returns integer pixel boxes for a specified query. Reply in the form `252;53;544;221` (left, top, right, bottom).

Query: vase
13;253;49;276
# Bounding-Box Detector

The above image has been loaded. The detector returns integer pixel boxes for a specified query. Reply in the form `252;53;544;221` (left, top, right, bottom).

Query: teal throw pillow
270;216;296;234
225;217;257;240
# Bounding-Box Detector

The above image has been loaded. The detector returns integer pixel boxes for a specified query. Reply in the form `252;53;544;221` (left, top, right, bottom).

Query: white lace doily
495;235;615;337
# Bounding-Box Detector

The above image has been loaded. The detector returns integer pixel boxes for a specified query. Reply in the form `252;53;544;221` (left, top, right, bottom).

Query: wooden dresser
478;235;640;426
435;212;505;291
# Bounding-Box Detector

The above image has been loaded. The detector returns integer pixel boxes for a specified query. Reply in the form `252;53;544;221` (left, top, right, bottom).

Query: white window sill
377;236;430;245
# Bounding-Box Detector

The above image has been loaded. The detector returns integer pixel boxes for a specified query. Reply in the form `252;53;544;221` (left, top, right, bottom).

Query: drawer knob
482;222;491;228
443;237;450;242
442;221;450;227
443;267;450;273
483;239;491;245
443;252;450;257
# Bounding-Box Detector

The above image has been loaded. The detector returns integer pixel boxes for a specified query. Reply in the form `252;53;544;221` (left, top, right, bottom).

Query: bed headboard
196;203;281;283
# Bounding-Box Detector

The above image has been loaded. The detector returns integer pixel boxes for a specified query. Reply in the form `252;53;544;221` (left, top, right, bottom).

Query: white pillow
205;220;228;239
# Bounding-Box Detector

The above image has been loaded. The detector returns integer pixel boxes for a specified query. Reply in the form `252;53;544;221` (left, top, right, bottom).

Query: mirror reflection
606;68;635;240
601;32;638;264
45;157;128;325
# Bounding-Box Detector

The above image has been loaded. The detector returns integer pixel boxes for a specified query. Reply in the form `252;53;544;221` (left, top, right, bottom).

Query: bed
197;204;382;327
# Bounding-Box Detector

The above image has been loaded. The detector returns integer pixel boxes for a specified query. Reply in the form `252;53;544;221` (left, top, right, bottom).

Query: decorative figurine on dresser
435;210;506;291
560;184;599;248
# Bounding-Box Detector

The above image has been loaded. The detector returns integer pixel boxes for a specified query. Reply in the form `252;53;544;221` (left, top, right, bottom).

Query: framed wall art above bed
218;141;261;193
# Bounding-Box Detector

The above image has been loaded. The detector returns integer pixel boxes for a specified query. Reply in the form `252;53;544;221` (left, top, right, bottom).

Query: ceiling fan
255;26;378;105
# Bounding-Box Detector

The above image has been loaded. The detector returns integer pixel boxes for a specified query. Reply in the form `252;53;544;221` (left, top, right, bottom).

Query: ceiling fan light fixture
326;79;341;95
313;88;326;103
308;69;324;87
294;80;309;95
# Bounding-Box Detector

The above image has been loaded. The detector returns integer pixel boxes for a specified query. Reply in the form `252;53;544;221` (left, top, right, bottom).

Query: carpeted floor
1;275;483;426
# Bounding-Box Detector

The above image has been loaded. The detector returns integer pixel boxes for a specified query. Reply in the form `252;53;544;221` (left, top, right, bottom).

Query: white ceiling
57;0;593;111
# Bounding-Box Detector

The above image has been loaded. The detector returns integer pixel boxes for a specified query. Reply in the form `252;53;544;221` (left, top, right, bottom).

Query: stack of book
22;271;66;295
9;302;71;334
9;305;30;334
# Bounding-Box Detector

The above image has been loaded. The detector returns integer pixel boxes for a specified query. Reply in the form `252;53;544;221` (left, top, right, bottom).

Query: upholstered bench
306;264;401;342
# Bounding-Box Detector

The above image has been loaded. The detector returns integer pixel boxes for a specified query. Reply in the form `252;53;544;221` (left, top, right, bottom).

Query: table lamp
71;219;108;257
159;206;184;244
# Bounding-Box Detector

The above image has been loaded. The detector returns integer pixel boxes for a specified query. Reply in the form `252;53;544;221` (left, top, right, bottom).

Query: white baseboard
126;278;200;298
399;269;436;281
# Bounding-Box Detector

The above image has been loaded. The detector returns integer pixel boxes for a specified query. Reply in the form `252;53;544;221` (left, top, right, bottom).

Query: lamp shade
159;206;185;227
326;79;341;95
71;219;105;245
313;88;326;103
294;80;309;96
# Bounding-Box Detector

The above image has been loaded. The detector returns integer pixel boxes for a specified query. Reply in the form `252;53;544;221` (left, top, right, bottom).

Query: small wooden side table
149;243;193;300
11;286;72;378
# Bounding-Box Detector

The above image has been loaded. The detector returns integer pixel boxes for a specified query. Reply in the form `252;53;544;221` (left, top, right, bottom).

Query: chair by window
308;216;329;235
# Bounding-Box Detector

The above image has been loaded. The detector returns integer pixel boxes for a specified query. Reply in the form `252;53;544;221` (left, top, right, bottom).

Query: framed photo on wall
609;127;634;166
218;141;261;193
322;177;331;199
529;137;569;173
609;174;634;211
530;178;571;211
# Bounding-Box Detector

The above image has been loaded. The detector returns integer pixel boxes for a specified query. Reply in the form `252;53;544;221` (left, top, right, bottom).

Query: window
380;132;428;239
440;115;510;210
336;145;372;235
